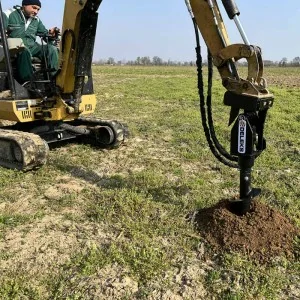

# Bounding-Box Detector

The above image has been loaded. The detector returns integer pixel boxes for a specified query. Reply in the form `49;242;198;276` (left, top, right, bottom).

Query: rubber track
0;129;49;171
78;116;129;148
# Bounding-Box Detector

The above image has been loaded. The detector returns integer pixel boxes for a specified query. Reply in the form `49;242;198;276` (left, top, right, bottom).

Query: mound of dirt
192;200;299;262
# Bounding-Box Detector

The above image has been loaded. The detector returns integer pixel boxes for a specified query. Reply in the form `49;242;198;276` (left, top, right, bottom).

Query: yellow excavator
0;0;274;214
0;0;128;171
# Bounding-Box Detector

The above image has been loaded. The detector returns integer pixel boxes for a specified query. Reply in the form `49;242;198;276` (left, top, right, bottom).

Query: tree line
277;57;300;67
93;56;300;67
94;56;197;66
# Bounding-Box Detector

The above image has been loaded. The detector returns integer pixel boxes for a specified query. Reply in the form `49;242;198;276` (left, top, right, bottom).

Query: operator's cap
22;0;42;8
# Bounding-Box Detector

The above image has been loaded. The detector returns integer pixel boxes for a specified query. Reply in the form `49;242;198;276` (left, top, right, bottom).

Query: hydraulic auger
186;0;274;215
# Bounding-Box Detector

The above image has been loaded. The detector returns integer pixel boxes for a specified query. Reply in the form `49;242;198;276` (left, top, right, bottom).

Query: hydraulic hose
206;50;238;163
192;17;238;168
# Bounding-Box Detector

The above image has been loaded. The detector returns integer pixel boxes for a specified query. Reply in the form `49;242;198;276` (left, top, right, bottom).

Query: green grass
0;65;299;299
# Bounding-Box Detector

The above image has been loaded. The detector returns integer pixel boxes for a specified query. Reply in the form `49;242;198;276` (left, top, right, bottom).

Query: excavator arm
186;0;274;214
188;0;272;97
56;0;102;113
188;0;233;79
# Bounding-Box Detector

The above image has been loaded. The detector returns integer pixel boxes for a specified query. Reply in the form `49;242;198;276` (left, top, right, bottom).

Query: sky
1;0;300;62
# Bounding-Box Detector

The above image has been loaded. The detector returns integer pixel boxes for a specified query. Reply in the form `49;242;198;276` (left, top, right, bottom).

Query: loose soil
192;200;299;263
267;75;300;88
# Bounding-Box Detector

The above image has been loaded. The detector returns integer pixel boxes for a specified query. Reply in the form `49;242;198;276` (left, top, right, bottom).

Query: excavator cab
0;0;127;171
0;35;57;97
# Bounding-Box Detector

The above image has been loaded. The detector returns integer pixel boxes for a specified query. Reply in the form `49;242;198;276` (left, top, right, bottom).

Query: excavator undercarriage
0;117;128;170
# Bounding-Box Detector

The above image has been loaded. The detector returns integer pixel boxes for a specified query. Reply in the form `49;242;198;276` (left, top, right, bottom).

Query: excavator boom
188;0;272;99
56;1;101;98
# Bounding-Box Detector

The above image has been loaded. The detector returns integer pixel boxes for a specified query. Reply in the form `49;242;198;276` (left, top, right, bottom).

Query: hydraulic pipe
233;16;250;45
221;0;250;45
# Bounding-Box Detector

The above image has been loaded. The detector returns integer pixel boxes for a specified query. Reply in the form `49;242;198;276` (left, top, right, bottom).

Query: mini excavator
0;0;273;215
0;0;127;171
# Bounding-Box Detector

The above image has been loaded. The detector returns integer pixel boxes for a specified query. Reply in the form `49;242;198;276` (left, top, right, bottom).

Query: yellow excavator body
0;95;96;122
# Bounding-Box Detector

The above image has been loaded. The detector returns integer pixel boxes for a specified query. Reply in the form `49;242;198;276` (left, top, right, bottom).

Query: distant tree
94;56;231;67
167;59;174;66
135;56;141;65
107;57;115;65
291;56;300;66
93;59;106;65
140;56;151;65
152;56;163;65
279;57;288;67
263;60;275;67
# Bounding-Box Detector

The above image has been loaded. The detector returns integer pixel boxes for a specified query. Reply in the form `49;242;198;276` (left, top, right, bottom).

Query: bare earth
193;199;300;263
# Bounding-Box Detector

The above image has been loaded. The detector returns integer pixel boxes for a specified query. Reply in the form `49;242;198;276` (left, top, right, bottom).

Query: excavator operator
3;0;59;83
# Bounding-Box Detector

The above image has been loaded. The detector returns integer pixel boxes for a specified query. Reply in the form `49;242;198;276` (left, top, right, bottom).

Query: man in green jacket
4;0;59;83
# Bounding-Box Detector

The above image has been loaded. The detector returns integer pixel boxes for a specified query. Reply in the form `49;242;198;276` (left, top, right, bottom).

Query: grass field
0;65;299;299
